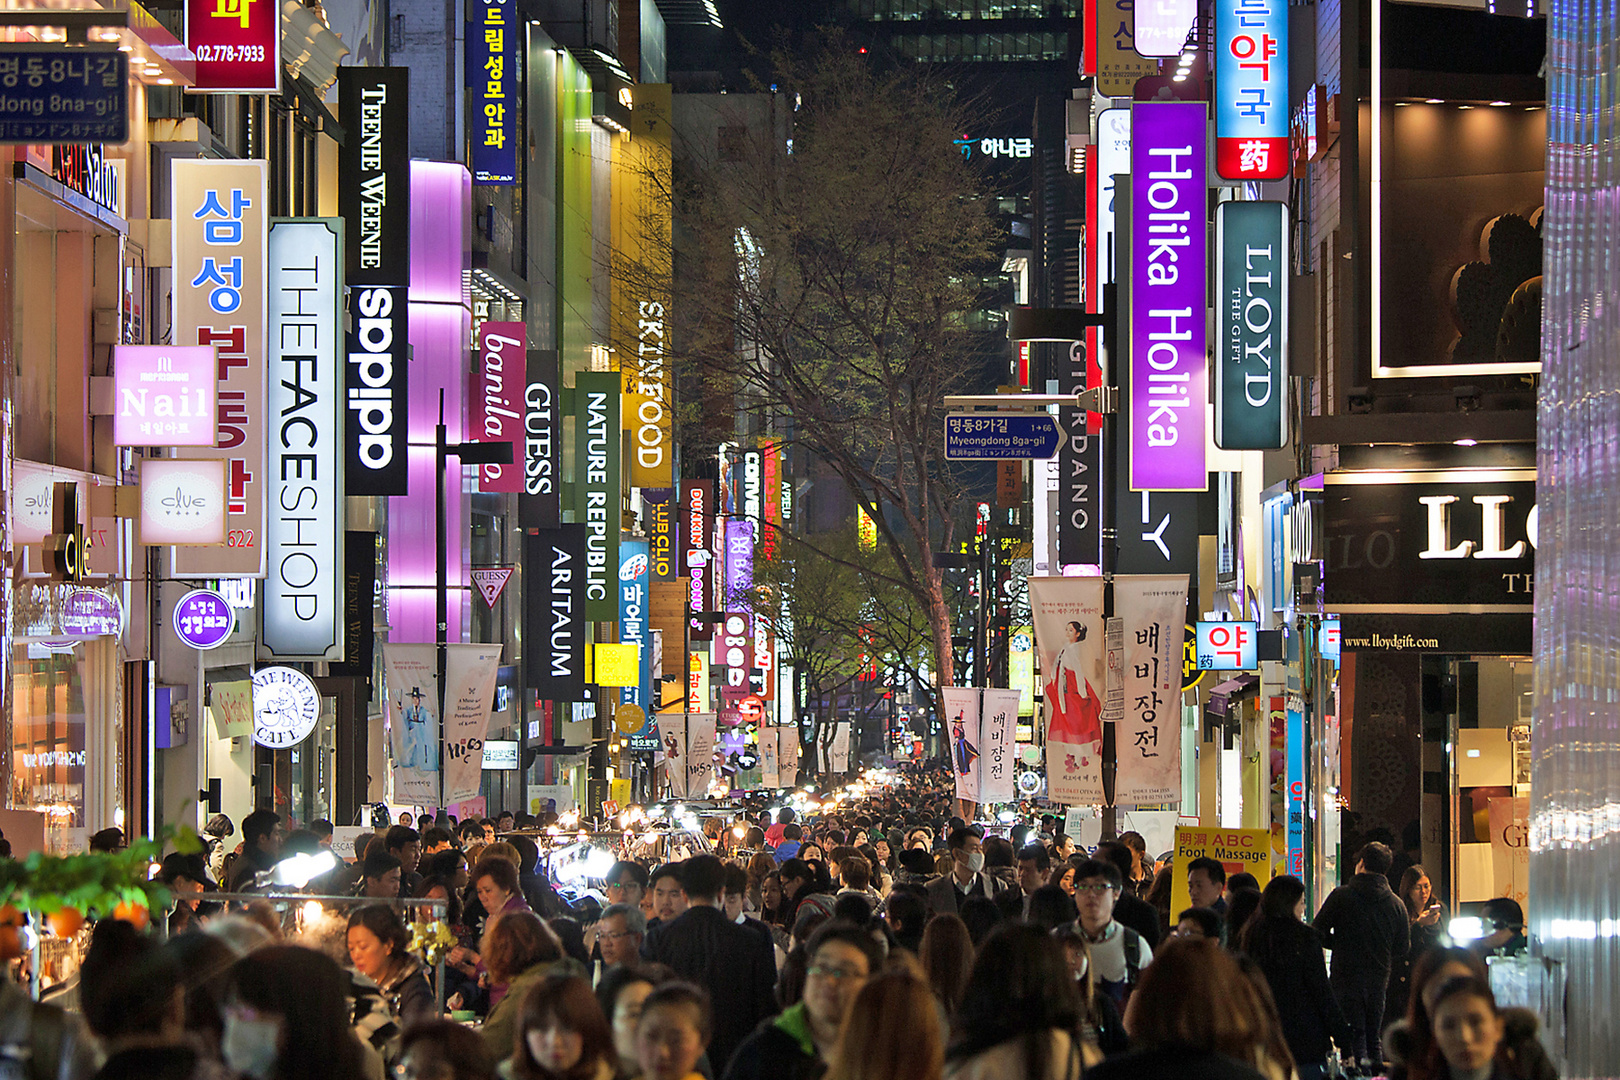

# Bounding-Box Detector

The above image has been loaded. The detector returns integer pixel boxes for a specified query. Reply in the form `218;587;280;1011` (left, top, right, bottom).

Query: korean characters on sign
468;0;517;184
1216;0;1290;180
1195;620;1258;671
185;0;281;92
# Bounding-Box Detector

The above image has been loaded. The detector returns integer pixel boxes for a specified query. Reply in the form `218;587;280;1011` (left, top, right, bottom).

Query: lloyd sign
1215;201;1288;449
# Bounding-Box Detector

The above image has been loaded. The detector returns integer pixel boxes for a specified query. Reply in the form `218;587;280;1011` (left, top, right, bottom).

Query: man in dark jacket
1313;841;1409;1066
1096;841;1163;949
225;808;283;892
644;854;777;1077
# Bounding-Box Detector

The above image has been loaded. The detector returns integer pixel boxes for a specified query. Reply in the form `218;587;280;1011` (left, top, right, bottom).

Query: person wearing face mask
224;944;375;1080
924;828;1009;918
504;974;615;1080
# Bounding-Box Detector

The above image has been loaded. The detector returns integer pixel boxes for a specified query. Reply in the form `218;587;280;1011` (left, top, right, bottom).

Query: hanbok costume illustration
1045;621;1103;751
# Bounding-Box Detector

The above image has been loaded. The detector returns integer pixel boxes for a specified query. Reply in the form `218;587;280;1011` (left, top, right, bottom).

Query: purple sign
62;589;123;638
724;519;754;609
1131;101;1209;493
173;588;235;650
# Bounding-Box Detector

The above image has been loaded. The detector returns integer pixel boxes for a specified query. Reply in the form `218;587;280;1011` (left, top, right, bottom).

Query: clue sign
1215;201;1288;449
112;345;218;447
174;589;234;650
1131;102;1208;493
466;0;517;184
0;46;126;144
185;0;281;92
1215;0;1289;181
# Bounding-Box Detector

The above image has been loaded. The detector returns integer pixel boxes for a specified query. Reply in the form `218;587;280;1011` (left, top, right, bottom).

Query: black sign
644;488;676;581
525;525;588;700
331;531;378;694
521;350;561;529
337;67;410;284
1324;474;1535;612
0;46;127;145
345;285;409;494
1111;355;1204;576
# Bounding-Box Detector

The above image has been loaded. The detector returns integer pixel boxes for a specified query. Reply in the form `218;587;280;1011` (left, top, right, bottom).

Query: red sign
185;0;281;92
475;322;525;492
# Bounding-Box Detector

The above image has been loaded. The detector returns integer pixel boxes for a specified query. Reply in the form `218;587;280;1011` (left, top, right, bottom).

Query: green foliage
0;821;201;918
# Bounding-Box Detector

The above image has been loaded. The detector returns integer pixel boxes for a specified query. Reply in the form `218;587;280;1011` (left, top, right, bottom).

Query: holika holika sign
1215;201;1288;450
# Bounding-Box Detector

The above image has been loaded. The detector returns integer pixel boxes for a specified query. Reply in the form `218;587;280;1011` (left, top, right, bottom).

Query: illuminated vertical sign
171;158;268;576
185;0;280;91
761;439;781;561
1215;201;1288;449
1096;0;1162;95
522;350;561;528
339;66;410;494
475;322;524;492
725;519;754;614
526;525;588;700
112;346;218;447
1133;0;1199;57
467;0;517;184
682;480;714;641
574;371;620;620
619;540;650;710
262;219;344;660
687;650;710;712
644;488;677;581
1215;0;1289;181
1130;102;1208;493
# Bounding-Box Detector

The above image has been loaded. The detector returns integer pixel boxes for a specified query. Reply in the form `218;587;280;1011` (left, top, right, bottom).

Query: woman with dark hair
744;853;775;914
957;895;1003;948
1026;884;1077;933
347;905;435;1028
1405;977;1511;1080
596;966;659;1080
505;974;615;1080
1085;939;1278;1080
824;970;943;1080
397;1020;498;1080
1142;864;1175;940
1050;925;1125;1057
480;911;581;1055
1384;947;1554;1080
1386;865;1446;1031
1236;874;1345;1080
226;944;372;1080
944;923;1086;1080
919;914;974;1019
1223;888;1263;949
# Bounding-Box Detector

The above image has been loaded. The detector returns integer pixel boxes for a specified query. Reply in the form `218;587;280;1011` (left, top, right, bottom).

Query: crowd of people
0;763;1554;1080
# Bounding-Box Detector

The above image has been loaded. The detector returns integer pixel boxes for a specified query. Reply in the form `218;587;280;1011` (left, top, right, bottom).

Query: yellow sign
614;703;647;734
1169;825;1275;921
593;643;640;687
610;778;632;808
857;505;877;552
1095;0;1161;97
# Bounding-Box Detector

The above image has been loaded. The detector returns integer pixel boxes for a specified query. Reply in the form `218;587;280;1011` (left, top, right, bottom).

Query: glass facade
848;0;1080;18
890;31;1068;61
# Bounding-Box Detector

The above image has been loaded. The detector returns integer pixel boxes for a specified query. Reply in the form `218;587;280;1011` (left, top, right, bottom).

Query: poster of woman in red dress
1029;576;1106;804
1047;621;1104;748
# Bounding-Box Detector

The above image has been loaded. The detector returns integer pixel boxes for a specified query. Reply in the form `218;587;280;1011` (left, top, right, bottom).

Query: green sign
574;371;621;620
1215;201;1288;450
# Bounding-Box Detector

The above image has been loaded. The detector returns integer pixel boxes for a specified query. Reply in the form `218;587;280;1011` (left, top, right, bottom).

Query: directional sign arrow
943;412;1067;460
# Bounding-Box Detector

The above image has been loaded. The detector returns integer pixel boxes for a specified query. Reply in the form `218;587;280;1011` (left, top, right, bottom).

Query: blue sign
943;413;1065;460
466;0;516;184
1195;620;1258;671
1320;618;1341;663
1286;703;1305;876
173;589;234;650
618;540;650;711
0;46;127;145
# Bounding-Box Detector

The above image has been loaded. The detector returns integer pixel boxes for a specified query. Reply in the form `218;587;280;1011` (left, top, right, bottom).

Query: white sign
473;566;514;607
262;219;344;660
252;665;322;748
1134;0;1199;56
483;739;519;769
1095;109;1130;312
442;644;503;802
140;458;229;546
1116;575;1189;804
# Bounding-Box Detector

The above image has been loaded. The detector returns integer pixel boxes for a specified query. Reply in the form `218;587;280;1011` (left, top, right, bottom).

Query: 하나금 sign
185;0;281;92
1215;0;1289;180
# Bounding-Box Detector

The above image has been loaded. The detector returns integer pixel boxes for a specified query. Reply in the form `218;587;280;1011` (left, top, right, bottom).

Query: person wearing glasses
1068;858;1153;1010
597;903;647;969
722;921;881;1080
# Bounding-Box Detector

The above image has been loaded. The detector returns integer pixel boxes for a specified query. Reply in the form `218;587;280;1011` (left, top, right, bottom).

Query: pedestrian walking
1312;842;1409;1066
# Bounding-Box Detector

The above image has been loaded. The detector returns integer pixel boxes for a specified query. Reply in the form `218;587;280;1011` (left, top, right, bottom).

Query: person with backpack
1069;858;1153;1009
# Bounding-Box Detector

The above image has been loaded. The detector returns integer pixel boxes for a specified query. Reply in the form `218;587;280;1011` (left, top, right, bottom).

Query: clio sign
113;346;218;447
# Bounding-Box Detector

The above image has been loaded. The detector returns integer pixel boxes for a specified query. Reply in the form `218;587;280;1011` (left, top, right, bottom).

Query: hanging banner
1115;574;1189;804
474;322;525;492
681;480;715;641
687;713;717;797
942;687;983;805
619;540;651;712
524;525;588;700
760;728;780;789
383;643;440;804
1029;576;1106;804
442;643;504;803
829;721;852;775
1487;795;1529;912
1130;102;1209;493
1215;201;1288;449
979;688;1021;804
778;727;800;788
262;218;344;661
522;350;562;528
171;158;268;577
466;0;517;184
1215;0;1289;181
574;372;620;620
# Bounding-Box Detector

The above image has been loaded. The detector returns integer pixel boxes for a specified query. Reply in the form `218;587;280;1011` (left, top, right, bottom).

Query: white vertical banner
942;687;983;804
979;688;1021;804
686;713;717;797
759;727;780;788
778;727;800;788
442;643;503;802
1115;574;1189;804
658;714;689;797
1029;577;1107;804
262;218;344;659
829;721;852;774
382;643;440;804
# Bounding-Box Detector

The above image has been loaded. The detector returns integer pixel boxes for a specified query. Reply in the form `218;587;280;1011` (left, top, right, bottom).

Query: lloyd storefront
1323;451;1533;927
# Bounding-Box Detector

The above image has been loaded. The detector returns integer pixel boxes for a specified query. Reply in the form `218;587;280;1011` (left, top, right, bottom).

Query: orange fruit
112;901;149;931
0;926;19;960
46;907;84;939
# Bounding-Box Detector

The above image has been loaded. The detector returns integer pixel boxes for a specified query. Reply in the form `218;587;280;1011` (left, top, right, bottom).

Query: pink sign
113;345;218;447
140;458;229;546
475;322;525;493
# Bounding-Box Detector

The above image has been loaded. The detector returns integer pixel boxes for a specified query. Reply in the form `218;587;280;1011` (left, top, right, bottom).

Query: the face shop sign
1323;471;1536;652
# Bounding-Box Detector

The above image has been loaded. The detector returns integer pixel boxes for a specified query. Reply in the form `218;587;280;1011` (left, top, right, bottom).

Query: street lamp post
434;389;512;816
